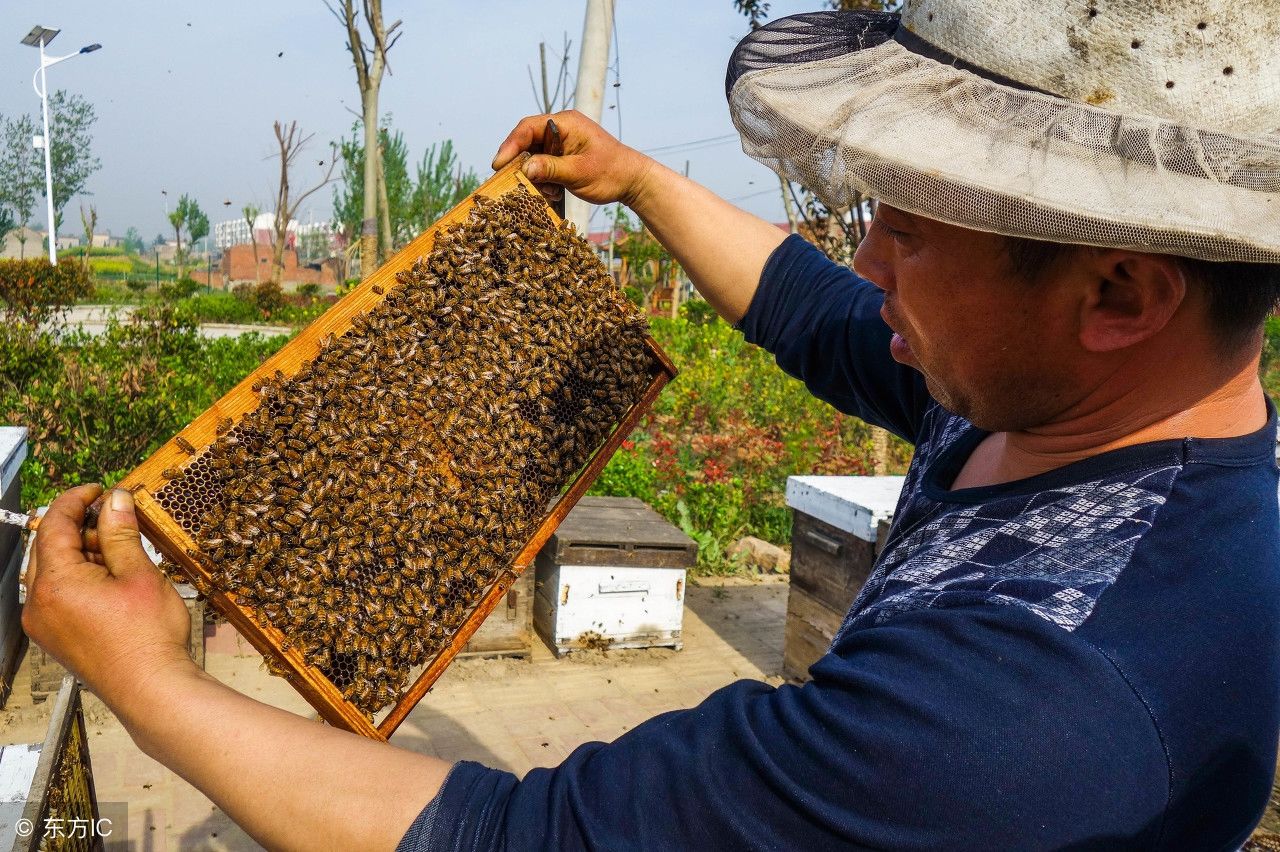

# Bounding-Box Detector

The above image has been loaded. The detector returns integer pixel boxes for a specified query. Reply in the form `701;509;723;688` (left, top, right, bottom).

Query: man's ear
1077;251;1187;353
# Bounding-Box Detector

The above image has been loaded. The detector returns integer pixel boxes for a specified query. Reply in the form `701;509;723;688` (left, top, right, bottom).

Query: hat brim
727;11;1280;263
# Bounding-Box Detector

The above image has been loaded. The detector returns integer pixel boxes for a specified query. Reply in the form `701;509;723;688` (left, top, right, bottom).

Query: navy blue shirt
399;235;1280;851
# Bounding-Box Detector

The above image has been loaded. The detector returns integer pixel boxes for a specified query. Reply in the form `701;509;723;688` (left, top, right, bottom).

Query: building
212;243;339;292
0;227;44;260
214;213;281;251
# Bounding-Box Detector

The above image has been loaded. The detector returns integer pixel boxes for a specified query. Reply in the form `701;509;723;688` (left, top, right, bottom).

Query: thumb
96;490;157;579
523;154;564;184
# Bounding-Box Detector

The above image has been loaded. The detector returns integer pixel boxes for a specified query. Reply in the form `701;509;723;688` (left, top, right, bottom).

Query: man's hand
23;485;195;704
493;110;657;209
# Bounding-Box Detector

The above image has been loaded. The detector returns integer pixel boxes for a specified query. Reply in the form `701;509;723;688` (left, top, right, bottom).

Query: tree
188;203;210;259
270;121;338;285
243;204;261;283
0;114;44;258
335;121;471;251
528;34;575;114
123;227;144;255
168;194;205;278
44;91;101;233
325;0;402;275
734;0;900;471
612;207;679;311
79;204;97;274
408;140;479;238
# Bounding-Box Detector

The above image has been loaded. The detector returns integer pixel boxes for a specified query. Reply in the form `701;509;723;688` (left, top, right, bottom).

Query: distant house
0;227;44;260
209;243;339;293
54;234;79;251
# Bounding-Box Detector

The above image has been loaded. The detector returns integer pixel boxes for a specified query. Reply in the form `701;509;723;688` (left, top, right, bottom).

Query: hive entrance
128;170;672;734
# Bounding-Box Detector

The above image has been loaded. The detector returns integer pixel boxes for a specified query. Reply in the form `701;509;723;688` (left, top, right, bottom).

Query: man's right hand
493;110;787;324
492;110;657;210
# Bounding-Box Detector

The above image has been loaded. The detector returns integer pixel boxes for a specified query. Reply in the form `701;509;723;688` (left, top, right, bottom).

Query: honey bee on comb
152;185;656;717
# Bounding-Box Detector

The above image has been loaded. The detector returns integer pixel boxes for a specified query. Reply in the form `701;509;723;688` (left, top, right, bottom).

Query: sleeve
398;606;1170;852
735;235;932;443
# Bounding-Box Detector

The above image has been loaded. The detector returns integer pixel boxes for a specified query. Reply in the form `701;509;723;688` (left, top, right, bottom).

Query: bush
159;277;202;301
297;282;320;298
588;314;912;573
0;259;91;325
1;309;288;509
679;298;718;326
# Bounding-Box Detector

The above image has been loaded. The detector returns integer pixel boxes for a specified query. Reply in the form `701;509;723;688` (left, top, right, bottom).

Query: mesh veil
728;12;1280;263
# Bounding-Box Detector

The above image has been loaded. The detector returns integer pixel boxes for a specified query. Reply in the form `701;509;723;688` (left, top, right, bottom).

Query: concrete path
0;575;789;850
59;305;292;340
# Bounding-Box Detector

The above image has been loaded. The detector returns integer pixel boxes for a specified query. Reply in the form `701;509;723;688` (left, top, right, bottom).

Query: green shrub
297;282;320;298
181;291;261;324
0;259;91;325
588;314;911;573
2;309;288;509
679;298;718;326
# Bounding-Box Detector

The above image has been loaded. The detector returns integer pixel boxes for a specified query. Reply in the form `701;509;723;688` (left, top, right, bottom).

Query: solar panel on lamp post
22;26;102;264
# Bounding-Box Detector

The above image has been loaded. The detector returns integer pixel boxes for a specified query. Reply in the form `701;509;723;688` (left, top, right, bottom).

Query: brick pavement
0;576;788;850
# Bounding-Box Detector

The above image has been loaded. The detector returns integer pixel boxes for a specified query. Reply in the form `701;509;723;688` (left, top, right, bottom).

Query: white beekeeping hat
727;2;1280;262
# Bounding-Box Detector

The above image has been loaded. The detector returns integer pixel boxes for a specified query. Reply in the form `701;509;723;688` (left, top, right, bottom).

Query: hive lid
0;427;27;496
785;475;905;543
544;496;697;567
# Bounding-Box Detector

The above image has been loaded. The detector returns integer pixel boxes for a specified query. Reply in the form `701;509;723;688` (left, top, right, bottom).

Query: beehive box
533;497;696;655
0;429;27;709
782;475;904;682
116;158;676;740
0;677;102;851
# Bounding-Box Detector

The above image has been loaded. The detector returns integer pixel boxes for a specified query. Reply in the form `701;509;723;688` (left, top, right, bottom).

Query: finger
95;490;159;580
492;115;551;170
33;484;104;586
523;153;568;185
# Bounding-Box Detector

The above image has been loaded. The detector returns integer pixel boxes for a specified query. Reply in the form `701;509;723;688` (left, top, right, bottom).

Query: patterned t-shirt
397;235;1280;852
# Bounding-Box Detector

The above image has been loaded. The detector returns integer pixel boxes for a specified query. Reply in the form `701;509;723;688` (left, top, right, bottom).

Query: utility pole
564;0;615;235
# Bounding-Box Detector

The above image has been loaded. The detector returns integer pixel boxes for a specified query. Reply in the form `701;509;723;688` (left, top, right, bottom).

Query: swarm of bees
154;187;654;717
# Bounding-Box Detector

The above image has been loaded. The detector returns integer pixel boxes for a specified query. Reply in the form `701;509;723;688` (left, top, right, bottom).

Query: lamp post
22;26;101;264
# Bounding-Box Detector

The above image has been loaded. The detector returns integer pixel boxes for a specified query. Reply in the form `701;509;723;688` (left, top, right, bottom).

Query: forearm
106;661;446;852
626;161;787;324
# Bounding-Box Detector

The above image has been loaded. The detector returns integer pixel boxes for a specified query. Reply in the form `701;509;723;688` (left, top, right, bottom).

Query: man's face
852;206;1083;432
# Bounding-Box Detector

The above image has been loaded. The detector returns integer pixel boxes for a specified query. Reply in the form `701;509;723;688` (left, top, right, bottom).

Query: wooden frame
118;158;677;740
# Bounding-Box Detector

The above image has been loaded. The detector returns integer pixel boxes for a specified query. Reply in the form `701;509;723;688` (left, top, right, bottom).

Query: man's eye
875;218;907;239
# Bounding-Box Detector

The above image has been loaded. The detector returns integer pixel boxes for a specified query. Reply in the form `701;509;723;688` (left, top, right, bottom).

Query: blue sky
0;1;818;239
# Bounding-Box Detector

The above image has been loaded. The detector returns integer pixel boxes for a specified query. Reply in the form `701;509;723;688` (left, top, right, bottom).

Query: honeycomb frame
118;158;677;740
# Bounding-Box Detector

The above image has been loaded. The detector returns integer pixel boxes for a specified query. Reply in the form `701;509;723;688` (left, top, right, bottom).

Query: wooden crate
114;158;676;740
533;497;696;655
0;677;102;851
459;568;534;660
0;428;28;709
782;476;904;682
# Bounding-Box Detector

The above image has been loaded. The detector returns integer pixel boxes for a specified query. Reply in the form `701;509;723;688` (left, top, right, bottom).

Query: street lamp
22;26;101;264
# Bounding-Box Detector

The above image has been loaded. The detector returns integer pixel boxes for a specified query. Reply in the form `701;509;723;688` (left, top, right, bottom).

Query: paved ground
59;305;293;339
0;575;789;850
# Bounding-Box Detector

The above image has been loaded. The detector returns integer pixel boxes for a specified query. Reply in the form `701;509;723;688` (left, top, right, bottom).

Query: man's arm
404;605;1171;851
23;486;447;852
492;110;786;324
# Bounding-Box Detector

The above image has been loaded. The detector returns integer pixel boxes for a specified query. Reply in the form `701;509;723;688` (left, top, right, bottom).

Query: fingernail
524;161;542;180
110;489;132;513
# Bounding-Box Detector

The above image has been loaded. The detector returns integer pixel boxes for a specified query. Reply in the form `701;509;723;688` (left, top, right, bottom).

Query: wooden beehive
117;158;676;740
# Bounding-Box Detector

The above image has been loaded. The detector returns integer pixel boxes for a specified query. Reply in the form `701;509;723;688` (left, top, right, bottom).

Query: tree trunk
376;133;392;255
779;176;799;234
360;92;380;278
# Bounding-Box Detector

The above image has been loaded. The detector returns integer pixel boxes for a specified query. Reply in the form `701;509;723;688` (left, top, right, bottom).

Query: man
22;1;1280;849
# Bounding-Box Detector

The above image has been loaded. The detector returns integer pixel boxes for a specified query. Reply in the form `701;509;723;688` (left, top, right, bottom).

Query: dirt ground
0;575;788;850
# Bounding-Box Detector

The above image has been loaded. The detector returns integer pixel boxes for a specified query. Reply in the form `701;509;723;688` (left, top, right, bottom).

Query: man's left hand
22;484;196;704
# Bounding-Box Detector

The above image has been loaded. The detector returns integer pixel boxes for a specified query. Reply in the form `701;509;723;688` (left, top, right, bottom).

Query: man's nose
852;228;893;292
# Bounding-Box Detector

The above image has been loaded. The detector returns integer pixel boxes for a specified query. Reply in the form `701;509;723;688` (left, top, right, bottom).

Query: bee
162;467;181;479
